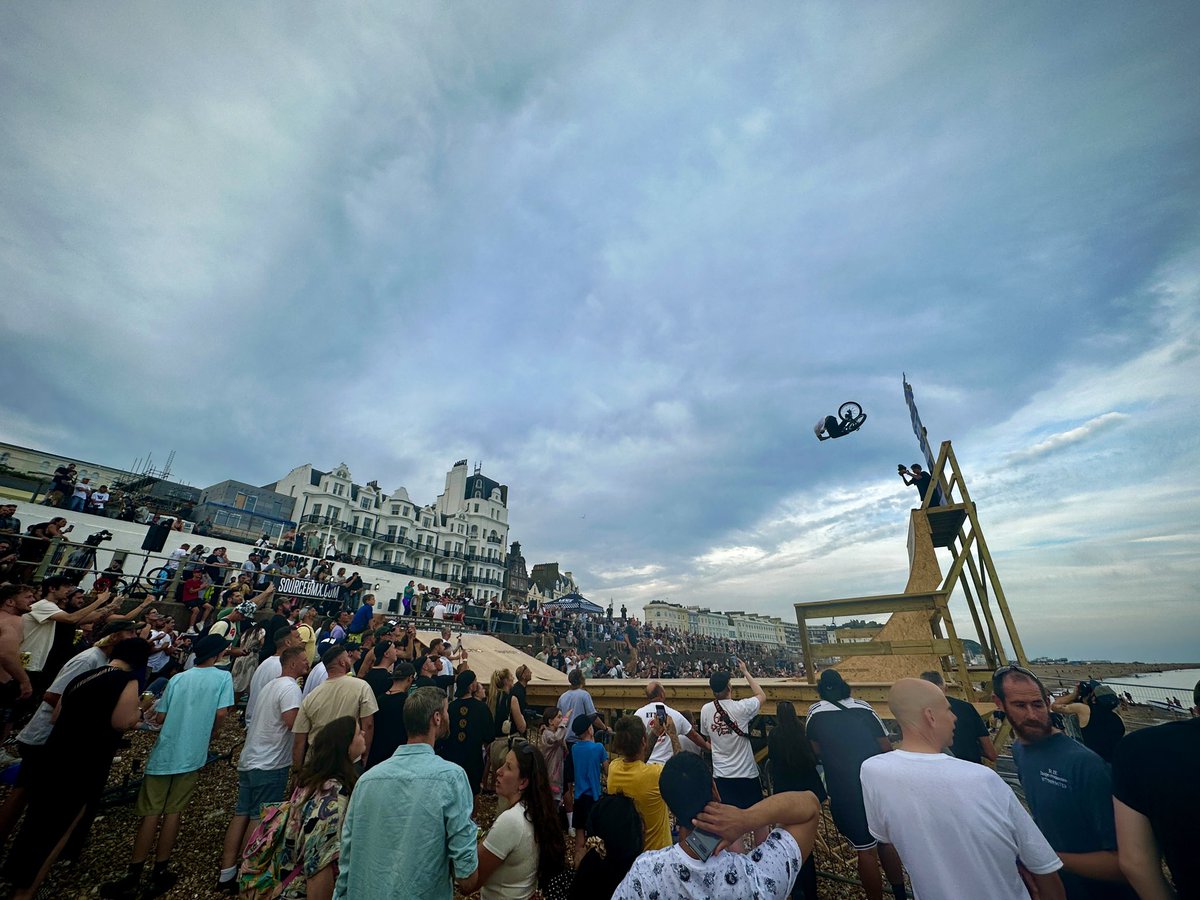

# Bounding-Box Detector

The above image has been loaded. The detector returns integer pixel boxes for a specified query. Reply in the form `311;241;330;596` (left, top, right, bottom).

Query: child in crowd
540;708;567;807
570;713;608;866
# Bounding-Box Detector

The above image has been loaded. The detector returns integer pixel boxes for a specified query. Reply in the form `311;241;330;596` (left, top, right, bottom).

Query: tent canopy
545;592;604;614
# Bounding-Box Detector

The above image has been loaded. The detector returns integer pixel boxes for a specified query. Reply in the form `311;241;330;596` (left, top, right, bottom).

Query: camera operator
1051;680;1125;763
897;463;941;506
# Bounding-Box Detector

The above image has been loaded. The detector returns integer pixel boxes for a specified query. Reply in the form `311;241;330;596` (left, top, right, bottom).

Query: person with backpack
239;715;363;899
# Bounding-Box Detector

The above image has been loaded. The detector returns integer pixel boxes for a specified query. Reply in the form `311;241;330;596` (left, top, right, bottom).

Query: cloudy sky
3;4;1198;662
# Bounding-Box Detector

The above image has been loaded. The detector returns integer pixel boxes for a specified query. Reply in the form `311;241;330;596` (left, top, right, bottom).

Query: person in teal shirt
334;686;478;900
101;634;235;900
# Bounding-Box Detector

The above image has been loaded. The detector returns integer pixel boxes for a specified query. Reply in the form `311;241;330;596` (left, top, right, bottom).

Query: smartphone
684;828;722;862
655;703;667;724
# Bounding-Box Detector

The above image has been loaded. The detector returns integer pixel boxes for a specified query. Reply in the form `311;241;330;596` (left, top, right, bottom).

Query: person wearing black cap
412;653;455;691
364;640;400;700
613;752;820;900
570;712;608;866
101;634;234;900
4;637;151;900
436;669;495;814
366;661;416;769
805;669;905;900
699;658;766;818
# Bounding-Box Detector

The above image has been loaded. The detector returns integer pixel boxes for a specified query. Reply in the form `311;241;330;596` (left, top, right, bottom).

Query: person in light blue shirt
101;634;235;900
334;686;478;900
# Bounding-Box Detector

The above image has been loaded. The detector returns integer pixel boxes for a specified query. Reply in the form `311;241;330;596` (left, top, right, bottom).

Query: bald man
860;679;1066;900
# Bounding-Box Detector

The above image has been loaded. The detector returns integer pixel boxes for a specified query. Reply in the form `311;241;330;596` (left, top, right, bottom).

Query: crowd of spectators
0;559;1197;899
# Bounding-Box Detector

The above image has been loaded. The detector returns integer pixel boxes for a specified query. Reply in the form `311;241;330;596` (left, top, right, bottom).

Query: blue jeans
68;497;86;512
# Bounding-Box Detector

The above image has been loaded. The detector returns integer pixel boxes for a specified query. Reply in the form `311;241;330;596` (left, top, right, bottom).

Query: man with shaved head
861;678;1066;900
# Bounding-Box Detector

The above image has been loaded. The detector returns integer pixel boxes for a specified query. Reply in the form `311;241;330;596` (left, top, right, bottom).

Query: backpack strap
713;699;749;738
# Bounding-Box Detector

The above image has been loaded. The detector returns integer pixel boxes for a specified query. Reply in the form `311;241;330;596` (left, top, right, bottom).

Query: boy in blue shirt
571;713;608;866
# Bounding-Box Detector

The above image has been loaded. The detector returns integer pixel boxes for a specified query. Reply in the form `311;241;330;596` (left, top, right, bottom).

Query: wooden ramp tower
796;440;1028;701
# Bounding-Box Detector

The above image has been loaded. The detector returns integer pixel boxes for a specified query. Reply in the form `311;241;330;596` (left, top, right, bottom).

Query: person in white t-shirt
431;601;448;621
216;646;308;892
700;658;765;828
455;740;567;899
861;678;1066;900
635;682;709;763
87;486;111;516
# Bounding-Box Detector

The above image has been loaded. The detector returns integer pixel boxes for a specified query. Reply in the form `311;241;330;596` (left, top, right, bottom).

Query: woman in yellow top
606;713;679;851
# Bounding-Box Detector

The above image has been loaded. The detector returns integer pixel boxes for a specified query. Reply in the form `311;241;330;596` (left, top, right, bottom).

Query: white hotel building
644;600;799;652
273;459;509;602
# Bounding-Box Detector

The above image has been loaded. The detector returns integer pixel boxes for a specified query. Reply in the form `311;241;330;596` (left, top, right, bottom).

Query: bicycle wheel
148;567;174;594
838;401;863;421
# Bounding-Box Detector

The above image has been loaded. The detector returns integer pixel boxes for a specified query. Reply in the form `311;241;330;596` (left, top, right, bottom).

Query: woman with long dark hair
242;715;363;899
568;794;644;900
458;740;567;899
768;701;825;899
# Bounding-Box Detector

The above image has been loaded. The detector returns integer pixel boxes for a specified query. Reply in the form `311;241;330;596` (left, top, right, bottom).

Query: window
352;516;360;529
329;508;339;522
455;542;463;552
215;510;243;529
452;565;460;577
402;506;409;517
333;483;345;497
234;492;257;512
311;503;322;517
399;527;407;539
381;550;392;563
387;525;397;538
391;504;400;515
356;543;367;556
474;503;480;513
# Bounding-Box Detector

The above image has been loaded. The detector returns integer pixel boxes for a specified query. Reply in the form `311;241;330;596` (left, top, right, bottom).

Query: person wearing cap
570;712;608;866
805;669;904;900
363;640;400;699
412;653;456;691
0;618;144;844
614;752;821;900
1052;679;1126;764
101;634;235;900
995;666;1137;900
437;669;495;815
257;594;296;663
366;661;416;769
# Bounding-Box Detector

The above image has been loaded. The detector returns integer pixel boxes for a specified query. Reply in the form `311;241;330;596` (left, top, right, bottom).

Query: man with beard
334;687;478;900
995;666;1138;900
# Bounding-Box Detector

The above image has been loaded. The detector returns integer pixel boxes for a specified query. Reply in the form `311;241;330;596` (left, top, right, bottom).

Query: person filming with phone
613;751;820;899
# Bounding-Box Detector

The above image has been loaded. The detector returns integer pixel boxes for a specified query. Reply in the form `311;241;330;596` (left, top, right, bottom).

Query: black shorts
563;744;575;787
714;776;762;810
0;680;20;720
573;792;598;833
829;790;876;850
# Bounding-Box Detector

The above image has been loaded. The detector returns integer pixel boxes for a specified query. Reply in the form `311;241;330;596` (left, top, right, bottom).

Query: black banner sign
276;578;344;602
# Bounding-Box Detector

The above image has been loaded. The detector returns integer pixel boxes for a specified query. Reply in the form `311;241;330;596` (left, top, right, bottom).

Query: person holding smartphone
613;751;820;900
